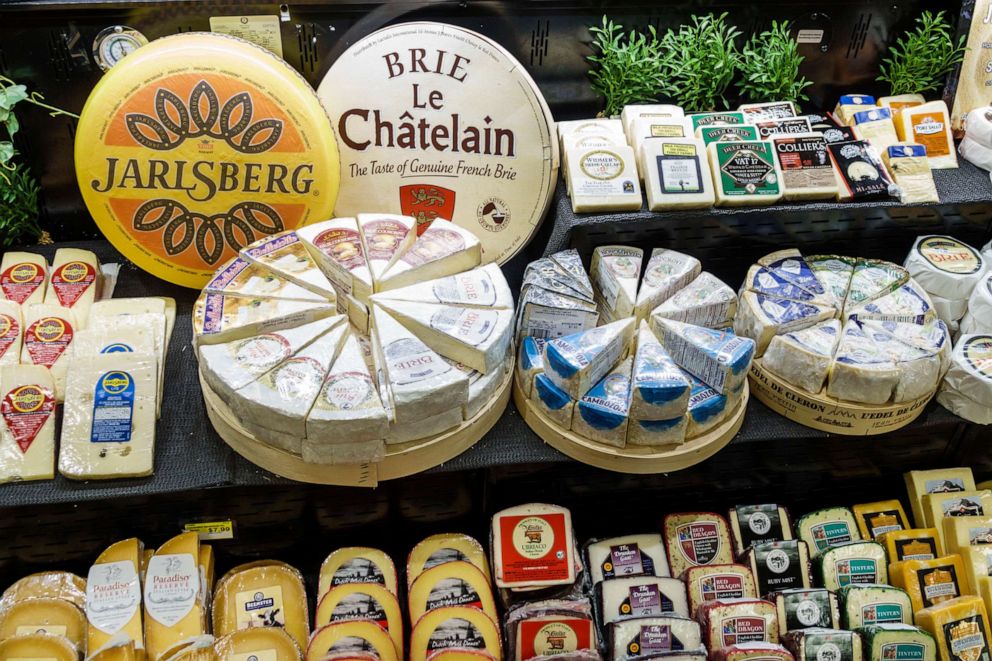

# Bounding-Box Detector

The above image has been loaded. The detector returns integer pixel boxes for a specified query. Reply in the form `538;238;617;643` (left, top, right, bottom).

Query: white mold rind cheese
572;356;632;448
762;319;841;394
373;263;513;310
205;257;327;303
192;293;336;347
807;255;856;308
357;214;417;284
651;272;737;328
734;291;835;357
241;230;339;300
591;246;643;323
630;323;690;421
634;249;701;322
905;235;986;301
826;321;900;405
939;334;992;407
297;217;374;303
377;221;482;292
859;323;940;402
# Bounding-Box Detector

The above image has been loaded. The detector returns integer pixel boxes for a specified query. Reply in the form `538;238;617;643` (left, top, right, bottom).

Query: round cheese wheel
406;534;490;588
407;561;498;624
75;33;340;289
409;607;502;661
306;622;397;661
213;628;301;661
315;584;403;658
0;633;78;661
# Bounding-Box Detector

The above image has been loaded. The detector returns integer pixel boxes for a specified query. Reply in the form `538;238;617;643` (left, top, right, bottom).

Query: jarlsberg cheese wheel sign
75;33;340;288
318;22;558;264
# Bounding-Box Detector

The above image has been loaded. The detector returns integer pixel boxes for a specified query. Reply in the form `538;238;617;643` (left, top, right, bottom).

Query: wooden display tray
512;379;748;474
200;369;513;487
748;359;934;436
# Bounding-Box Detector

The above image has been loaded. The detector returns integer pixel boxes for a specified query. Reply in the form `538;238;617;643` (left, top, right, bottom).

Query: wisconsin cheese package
745;540;812;596
852;500;910;540
45;248;101;326
314;582;402;658
896;101;958;169
0;364;56;483
838;584;913;628
585;533;670;584
59;354;157;480
662;512;734;577
641;138;716;211
492;503;576;588
0;251;48;305
212;562;309;650
708;140;784;206
770;587;840;634
543;318;635;399
684;564;757;616
697;598;779;648
915;595;991;661
86;538;145;653
883;144;940;203
407;533;490;588
407;560;497;624
905;468;977;528
20;303;77;401
796;507;862;556
608;615;703;660
878;528;944;563
408;606;501;661
595;575;689;623
814;541;888;590
143;532;205;661
729;504;794;556
317;547;398;600
307;620;397;661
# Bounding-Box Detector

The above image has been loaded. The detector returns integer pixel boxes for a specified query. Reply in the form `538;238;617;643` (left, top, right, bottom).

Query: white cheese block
58;354;157;479
862;318;951;376
20;303;77;401
598;576;690;624
71;324;156;359
0;252;48;306
630;322;690;420
515;286;598;343
385;406;461;444
372;263;512;310
586;533;670;583
591;246;643;322
641;138;715;211
627;416;688;447
230;324;348;451
734;291;836;357
524;257;595;304
942;334;992;407
771;133;838;201
543;318;635;399
826;321;900;405
882;144;939;204
739;101;798;121
517;336;547;398
558;118;625;139
683;371;732;437
634;248;701;321
377;221;482;292
44;248;101;326
895;100;958;169
87;310;168;416
845;259;910;310
562;131;627;196
904;235;986;300
834;95;877;126
568;145;643;213
853;107;900;153
531;373;574;428
240;231;339;300
796;507;862;556
609;616;702;661
879;93;925;112
846;279;935;325
763;319;841;394
709;140;784;206
816;541;888;590
622;104;685;138
0;364;56;483
0;300;22;366
192;292;337;347
551;249;595;299
357;213;417;284
937;382;992;424
297;217;375;302
652;272;737;328
968;272;992;328
931;293;968;323
572;356;632;448
631;116;685;149
371;305;468;423
651;318;754;394
807;255;856;309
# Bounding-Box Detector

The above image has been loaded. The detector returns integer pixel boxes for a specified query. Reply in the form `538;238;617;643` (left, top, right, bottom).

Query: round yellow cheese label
317;22;558;265
76;33;340;288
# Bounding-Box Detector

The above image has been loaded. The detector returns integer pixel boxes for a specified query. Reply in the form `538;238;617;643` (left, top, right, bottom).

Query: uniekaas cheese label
317;22;557;265
76;33;340;288
1;262;45;303
1;383;54;452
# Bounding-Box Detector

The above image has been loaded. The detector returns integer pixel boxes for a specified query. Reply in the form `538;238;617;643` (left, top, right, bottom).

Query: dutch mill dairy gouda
75;34;340;288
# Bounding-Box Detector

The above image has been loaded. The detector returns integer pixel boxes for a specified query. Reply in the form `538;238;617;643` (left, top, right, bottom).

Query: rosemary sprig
737;20;812;104
0;161;41;248
878;10;967;96
660;13;741;112
587;16;673;117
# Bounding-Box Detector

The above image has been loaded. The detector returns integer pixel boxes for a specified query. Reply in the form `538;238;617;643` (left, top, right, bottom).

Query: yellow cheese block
0;252;48;306
1;571;87;610
916;595;992;661
922;490;992;535
981;577;992;630
213;628;301;661
895;100;958;169
43;248;101;327
0;633;79;661
86;635;138;661
141;551;153;582
407;534;491;588
879;528;944;563
879;94;926;112
87;538;145;653
314;583;402;658
963;547;992;596
0;597;86;648
144;532;204;661
211;563;308;651
852;499;910;539
943;516;992;555
305;622;397;661
408;561;497;625
891;555;970;613
317;548;398;600
198;545;214;631
905;468;976;528
409;607;502;661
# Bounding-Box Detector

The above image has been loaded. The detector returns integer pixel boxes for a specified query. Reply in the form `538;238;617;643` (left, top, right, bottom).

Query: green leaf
0;142;15;164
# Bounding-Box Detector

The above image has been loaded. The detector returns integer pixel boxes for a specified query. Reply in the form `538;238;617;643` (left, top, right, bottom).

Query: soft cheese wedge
531;373;574;428
20;303;77;401
591;246;643;322
377;221;482;292
861;323;940;401
826;321;900;404
523;257;595;303
572;356;633;448
0;251;48;305
86;538;145;653
205;257;327;303
757;249;832;305
845;259;910;310
59;354;157;479
0;365;57;483
630;322;690;420
864;318;951;376
144;532;205;661
551;249;595;300
45;248;101;326
447;354;509;419
652;318;755;394
543;317;635;398
240;230;338;300
742;265;824;303
652;272;737;328
734;291;836;356
515;286;598;343
634;249;701;321
357;213;417;284
372;263;512;310
297;217;374;303
846;280;935;325
763;319;842;394
371;305;468;424
682;370;732;437
193;293;336;347
807;255;856;308
0;300;21;366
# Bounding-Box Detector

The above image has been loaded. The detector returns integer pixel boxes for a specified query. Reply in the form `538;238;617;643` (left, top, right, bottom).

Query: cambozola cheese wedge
572;356;632;448
608;616;702;661
192;293;336;347
641;138;716;211
762;319;841;394
372;263;512;310
634;249;701;322
516;337;547;398
844;259;909;310
357;213;417;284
734;291;835;357
567;145;643;213
543;318;635;399
21;303;77;401
492;503;576;588
591;246;643;323
531;373;574;429
297;217;374;303
807;255;856;308
408;606;500;661
45;247;101;326
0;365;56;483
839;584;913;628
240;231;338;300
826;321;900;405
585;533;669;584
682;371;731;438
630;322;690;421
515;286;598;343
59;354;157;480
883;144;940;203
377;221;481;293
860;323;940;402
652;318;753;394
596;576;689;623
0;633;78;661
0;300;21;366
0;251;48;305
652;272;737;329
205;257;327;303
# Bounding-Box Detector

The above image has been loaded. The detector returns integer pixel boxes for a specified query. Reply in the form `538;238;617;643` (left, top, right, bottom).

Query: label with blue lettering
91;371;135;442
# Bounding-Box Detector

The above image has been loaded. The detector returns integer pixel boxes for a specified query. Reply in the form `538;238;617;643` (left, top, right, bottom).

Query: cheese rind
733;291;835;357
212;563;309;650
0;252;49;305
407;560;497;624
634;249;701;322
630;323;690;421
762;319;841;393
408;606;501;661
662;512;734;578
591;246;643;322
377;221;482;293
0;633;78;661
0;596;86;648
838;584;913;628
543;318;635;399
0;364;56;483
572;356;632;448
1;572;86;611
826;321;900;405
240;230;338;300
45;248;101;326
516;337;547;398
651;272;737;329
814;541;888;591
204;257;326;303
306;621;397;661
531;373;574;428
192;293;336;347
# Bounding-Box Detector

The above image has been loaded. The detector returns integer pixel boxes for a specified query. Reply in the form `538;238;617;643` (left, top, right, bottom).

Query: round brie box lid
317;21;558;265
75;33;341;288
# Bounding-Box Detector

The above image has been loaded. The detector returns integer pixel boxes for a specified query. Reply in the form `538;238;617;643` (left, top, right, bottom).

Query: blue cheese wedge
844;259;909;310
683;371;731;438
634;249;701;321
357;213;417;283
572;357;632;448
807;255;856;308
586;534;670;584
763;319;842;394
838;584;913;628
628;416;688;447
531;373;574;428
826;321;900;405
796;507;862;557
596;576;690;624
652;272;737;328
205;257;328;302
517;336;548;398
543;318;636;399
630;322;691;420
651;319;754;394
859;323;940;402
845;279;936;325
641;139;716;211
297;217;375;303
591;246;644;322
372;263;513;310
376;221;482;293
240;230;339;300
515;286;598;343
192;293;337;347
815;542;888;590
734;292;836;357
757;250;831;305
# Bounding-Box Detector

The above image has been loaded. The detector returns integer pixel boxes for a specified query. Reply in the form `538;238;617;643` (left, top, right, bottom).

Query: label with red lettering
497;512;571;584
518;618;593;659
24;317;73;368
677;521;722;565
0;313;20;361
699;573;746;601
1;262;45;303
50;260;97;307
144;553;199;626
721;615;767;646
1;384;55;452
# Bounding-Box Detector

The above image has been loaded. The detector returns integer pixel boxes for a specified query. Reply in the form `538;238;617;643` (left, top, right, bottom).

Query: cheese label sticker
944;616;990;661
865;510;904;537
518;618;592;659
330;558;386;589
862;602;903;624
927;477;967;493
835;558;878;586
235;585;285;629
699;573;745;601
602;543;654;579
581;150;623;180
1;262;44;304
329;590;389;630
754;542;804;593
895;537;938;561
910;112;951;157
676;521;722;565
648;124;684;137
431;269;498;306
313;227;366;293
735;504;785;549
362;219;411;262
429;307;497;346
231;652;277;661
962;336;992;379
755;117;810;137
698;125;759;145
2;384;55;453
424;576;483;611
144;553;199;626
809;520;853;552
774;135;834;190
880;643;925;660
0;314;20;361
829;141;893;198
688;112;745;131
784;593;829;629
269;357;324;399
498;512;570;583
234;334;292;373
715;143;780;196
425;616;485;651
626;624;684;657
804;633;854;660
401;227;467;267
720;616;766;646
320;372;377;411
943;497;986;517
423;547;468;570
620;583;670;617
918;237;983;274
14;624;67;636
24;317;73;368
50;261;96;308
86;560;142;635
655;145;703;194
918;565;960;606
971;528;992;545
384;337;451;385
91;371;136;443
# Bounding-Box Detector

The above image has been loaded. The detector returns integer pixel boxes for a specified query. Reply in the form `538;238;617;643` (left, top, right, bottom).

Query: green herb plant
878;10;967;96
737;20;812;104
587;16;673;117
661;13;741;112
0;76;77;247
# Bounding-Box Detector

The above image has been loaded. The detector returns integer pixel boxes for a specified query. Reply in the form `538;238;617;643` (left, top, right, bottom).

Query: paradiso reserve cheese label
317;22;558;264
75;33;340;288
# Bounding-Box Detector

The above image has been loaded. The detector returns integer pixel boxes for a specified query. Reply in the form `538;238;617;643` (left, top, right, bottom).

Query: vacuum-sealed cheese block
314;583;402;658
709;141;783;206
531;373;574;428
710;642;793;660
0;597;85;647
905;467;977;527
306;621;396;661
730;505;794;556
879;528;943;563
630;322;690;421
0;365;56;483
0;633;78;661
1;572;86;611
543;318;634;399
373;264;513;310
204;257;326;303
697;598;779;648
853;107;900;153
87;538;144;653
0;252;48;305
922;490;992;530
771;588;839;634
144;532;204;661
857;623;936;661
572;357;632;448
663;512;734;577
651;318;753;394
513;614;595;661
492;503;575;589
852;500;909;539
782;628;862;661
641;139;715;211
815;542;888;590
318;548;397;600
838;584;912;628
591;246;642;323
771;133;838;201
45;248;101;326
826;321;900;405
596;576;689;623
558;118;625;139
734;291;835;357
834;95;877;126
697;124;760;145
407;560;496;624
915;595;992;661
567;145;643;213
906;235;986;301
213;628;301;661
0;300;21;366
585;534;669;584
408;606;500;661
240;231;338;300
634;249;700;322
59;354;156;479
684;564;757;616
762;319;841;394
896;101;958;168
523;259;594;305
685;111;746;135
739;101;798;122
883;144;940;203
652;272;737;329
20;303;76;401
879;93;925;112
941;333;992;407
892;555;969;612
829;140;895;201
745;541;812;596
608;615;701;660
192;293;336;347
796;508;862;556
845;259;910;309
213;563;309;650
408;534;490;588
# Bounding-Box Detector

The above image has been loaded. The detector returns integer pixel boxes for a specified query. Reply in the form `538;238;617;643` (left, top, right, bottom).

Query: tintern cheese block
770;588;839;634
596;576;689;623
306;621;397;661
571;357;632;448
314;583;402;658
0;365;56;483
891;555;969;612
608;615;702;661
543;318;635;399
697;598;779;648
858;624;936;661
377;221;482;292
318;548;397;600
59;354;157;480
585;534;669;584
213;563;309;650
296;218;374;303
568;144;643;213
896;101;958;169
852;500;909;540
729;505;794;556
782;628;862;661
240;231;338;300
75;33;340;289
408;606;501;661
745;541;812;596
878;528;944;563
834;95;877;126
651;272;737;328
815;541;888;590
204;257;327;303
372;263;512;310
641;139;716;211
44;248;100;326
0;596;85;647
407;534;490;588
630;323;690;421
0;252;48;305
491;503;576;588
634;249;701;322
762;319;841;394
663;512;734;577
143;532;204;661
0;634;78;661
20;303;77;401
905;236;986;301
915;596;992;661
651;319;754;394
796;508;862;558
734;291;835;357
530;373;574;428
684;564;757;617
212;628;301;661
192;293;336;347
407;560;497;623
771;133;838;201
591;246;643;323
838;584;913;628
87;538;145;653
883;144;940;203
